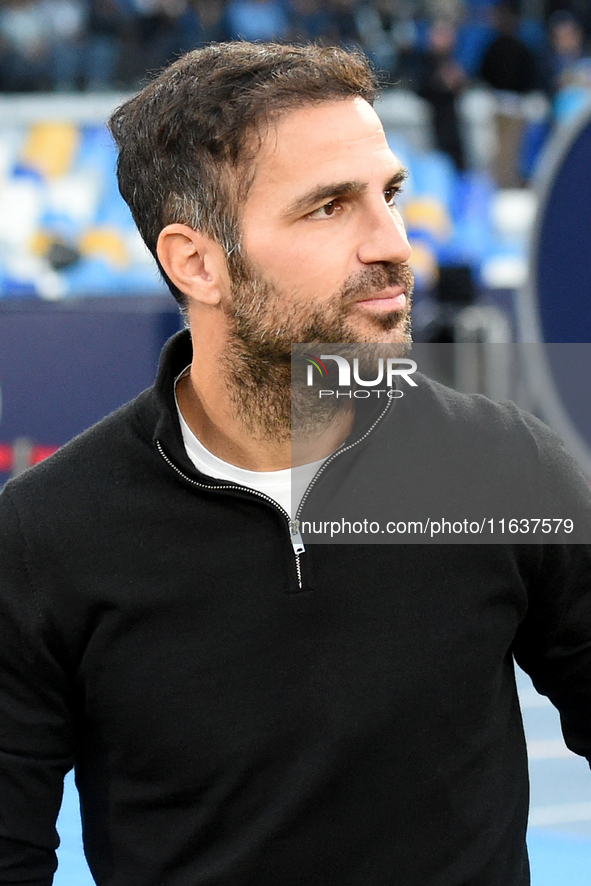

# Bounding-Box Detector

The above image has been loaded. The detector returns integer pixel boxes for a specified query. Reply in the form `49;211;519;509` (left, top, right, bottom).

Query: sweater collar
152;328;196;474
152;329;391;472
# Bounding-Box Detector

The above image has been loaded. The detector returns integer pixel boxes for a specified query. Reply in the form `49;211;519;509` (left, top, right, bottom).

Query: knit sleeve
511;413;591;765
0;487;76;885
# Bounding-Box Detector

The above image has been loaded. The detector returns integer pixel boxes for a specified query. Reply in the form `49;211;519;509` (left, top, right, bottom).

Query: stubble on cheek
218;254;415;438
231;256;415;348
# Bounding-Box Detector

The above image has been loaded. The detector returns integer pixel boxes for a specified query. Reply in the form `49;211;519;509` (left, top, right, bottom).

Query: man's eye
310;200;338;218
384;187;401;206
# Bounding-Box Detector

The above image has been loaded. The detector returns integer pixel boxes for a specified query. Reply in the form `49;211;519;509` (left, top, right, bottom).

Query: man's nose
356;201;412;266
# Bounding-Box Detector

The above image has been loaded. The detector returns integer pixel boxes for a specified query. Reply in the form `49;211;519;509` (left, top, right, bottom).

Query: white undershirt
175;370;326;519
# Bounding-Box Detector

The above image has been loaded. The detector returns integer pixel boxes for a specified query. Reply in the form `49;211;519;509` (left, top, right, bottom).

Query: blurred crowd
1;0;591;194
0;0;589;100
2;0;589;297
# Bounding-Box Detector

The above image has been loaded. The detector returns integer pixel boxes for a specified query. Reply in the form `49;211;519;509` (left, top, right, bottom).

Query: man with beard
0;42;590;886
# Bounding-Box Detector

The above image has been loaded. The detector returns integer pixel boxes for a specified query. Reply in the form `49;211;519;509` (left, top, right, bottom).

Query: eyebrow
283;167;408;218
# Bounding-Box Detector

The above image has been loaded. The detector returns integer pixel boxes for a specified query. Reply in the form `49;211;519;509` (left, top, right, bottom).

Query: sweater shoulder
1;387;157;518
408;373;545;440
389;374;589;510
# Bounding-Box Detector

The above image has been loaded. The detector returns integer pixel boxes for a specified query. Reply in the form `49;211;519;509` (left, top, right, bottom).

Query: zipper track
156;394;393;589
156;439;305;588
156;439;292;518
295;395;394;522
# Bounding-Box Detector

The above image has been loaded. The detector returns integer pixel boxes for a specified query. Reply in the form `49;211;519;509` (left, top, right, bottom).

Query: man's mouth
353;286;407;313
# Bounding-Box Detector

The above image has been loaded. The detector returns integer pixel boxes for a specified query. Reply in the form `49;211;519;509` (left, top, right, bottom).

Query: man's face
224;97;414;355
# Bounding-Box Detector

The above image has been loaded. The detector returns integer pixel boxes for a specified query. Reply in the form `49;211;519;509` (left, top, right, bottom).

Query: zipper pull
289;519;306;555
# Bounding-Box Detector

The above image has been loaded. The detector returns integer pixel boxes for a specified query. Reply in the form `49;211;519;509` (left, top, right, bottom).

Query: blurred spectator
131;0;201;79
225;0;290;42
479;3;540;94
0;0;53;90
545;0;591;40
417;19;467;170
546;12;591;126
85;0;132;90
354;0;398;77
424;0;465;21
46;0;87;90
478;1;542;187
546;10;587;93
0;0;90;92
331;0;362;46
390;14;424;87
190;0;230;45
288;0;341;44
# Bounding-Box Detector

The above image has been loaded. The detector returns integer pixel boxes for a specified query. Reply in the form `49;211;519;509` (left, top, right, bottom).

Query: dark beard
219;252;414;441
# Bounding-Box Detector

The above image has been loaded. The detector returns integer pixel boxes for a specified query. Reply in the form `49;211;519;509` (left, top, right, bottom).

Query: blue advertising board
519;104;591;477
0;297;181;484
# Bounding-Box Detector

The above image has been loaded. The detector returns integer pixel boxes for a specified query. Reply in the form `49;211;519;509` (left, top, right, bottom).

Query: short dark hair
108;42;379;306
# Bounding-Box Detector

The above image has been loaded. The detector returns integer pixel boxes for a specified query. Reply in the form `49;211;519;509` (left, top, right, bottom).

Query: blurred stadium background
0;0;590;883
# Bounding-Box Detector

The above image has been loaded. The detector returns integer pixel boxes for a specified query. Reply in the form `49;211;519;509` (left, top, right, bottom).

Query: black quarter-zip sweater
1;330;591;886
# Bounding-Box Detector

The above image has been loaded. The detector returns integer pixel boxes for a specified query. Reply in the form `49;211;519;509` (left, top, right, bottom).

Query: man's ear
156;224;229;306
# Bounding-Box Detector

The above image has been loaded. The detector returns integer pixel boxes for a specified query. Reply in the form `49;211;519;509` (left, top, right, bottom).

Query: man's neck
176;368;354;471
